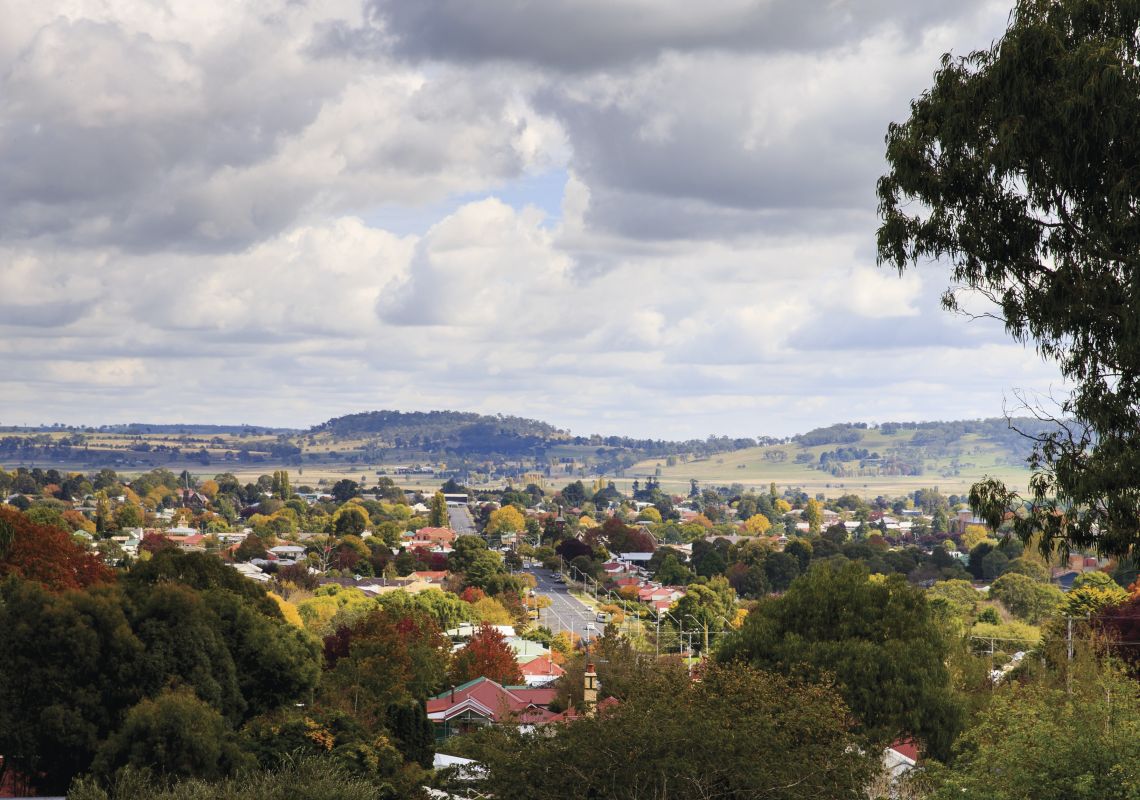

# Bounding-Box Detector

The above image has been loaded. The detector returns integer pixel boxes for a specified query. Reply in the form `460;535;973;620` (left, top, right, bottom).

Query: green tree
933;664;1140;799
989;572;1064;624
0;580;144;794
91;687;251;781
333;506;368;536
719;559;962;760
469;663;875;800
428;491;450;528
804;498;823;535
878;0;1140;559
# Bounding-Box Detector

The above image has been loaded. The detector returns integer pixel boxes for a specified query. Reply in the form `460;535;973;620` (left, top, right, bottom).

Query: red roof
889;738;920;762
519;655;566;678
427;678;558;724
417;527;457;542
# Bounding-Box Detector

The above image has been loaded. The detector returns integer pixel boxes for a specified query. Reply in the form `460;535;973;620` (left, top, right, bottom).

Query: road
449;505;476;535
526;567;601;639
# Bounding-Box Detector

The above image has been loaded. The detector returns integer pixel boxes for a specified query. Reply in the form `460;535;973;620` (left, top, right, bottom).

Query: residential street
450;504;476;535
526;566;600;639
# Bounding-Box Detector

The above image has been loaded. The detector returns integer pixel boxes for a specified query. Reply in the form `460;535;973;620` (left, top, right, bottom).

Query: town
2;448;1137;798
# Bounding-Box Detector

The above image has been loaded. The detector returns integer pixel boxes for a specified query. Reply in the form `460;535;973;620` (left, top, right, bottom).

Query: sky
0;0;1065;439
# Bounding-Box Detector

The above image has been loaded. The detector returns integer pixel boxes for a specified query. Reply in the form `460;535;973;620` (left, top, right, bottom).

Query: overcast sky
0;0;1064;438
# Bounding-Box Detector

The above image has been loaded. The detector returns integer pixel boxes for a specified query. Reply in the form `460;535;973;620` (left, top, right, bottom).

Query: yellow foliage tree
487;505;526;535
472;596;514;625
774;499;792;514
742;514;772;535
268;591;304;627
637;507;662;524
961;524;995;551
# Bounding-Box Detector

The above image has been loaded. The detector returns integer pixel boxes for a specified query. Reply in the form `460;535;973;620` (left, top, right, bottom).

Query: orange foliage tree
450;622;523;686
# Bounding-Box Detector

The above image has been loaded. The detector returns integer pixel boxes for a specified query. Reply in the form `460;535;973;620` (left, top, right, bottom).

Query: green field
614;428;1033;500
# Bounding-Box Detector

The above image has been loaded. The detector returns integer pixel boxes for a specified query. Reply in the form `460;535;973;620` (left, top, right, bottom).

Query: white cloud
0;0;1068;438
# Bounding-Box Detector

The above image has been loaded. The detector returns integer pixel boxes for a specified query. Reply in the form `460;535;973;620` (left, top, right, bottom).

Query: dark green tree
471;663;876;800
719;559;962;760
91;687;252;782
878;0;1140;558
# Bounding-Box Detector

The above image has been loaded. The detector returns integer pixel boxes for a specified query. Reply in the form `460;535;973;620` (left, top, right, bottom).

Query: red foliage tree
460;586;486;604
0;507;113;591
450;622;524;686
140;531;177;554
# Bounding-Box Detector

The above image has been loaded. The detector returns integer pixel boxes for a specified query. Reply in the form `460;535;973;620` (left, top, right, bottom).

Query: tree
333;505;368;536
485;506;525;537
428;491;450;528
671;578;735;652
321;608;450;725
878;0;1140;559
960;524;993;552
989;572;1063;623
718;559;962;760
741;513;771;535
932;664;1140;799
450;623;523;685
0;580;144;794
91;687;251;781
331;479;360;506
471;663;876;800
0;507;113;592
804;498;822;535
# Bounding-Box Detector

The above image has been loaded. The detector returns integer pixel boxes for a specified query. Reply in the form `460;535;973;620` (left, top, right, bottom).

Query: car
596;612;607;623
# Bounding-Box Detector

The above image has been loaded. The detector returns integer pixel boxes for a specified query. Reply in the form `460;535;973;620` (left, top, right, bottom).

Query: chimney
583;662;598;717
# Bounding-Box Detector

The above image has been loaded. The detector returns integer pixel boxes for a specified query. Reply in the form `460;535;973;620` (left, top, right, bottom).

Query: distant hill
310;410;568;457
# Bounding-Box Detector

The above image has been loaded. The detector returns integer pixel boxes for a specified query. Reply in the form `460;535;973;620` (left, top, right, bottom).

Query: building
426;678;559;741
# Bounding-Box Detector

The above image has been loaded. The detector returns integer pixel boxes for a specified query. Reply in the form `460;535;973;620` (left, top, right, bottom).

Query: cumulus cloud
0;0;1066;438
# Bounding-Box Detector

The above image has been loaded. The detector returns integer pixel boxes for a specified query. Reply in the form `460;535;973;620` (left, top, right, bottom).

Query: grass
616;429;1033;499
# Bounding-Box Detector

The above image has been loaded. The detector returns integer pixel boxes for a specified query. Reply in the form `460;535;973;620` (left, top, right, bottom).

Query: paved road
526;567;600;639
450;505;476;535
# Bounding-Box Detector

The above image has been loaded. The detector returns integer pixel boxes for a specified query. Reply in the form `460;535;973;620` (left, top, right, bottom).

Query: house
426;678;559;741
416;527;458;547
445;623;516;642
269;545;306;559
519;655;565;686
230;562;270;583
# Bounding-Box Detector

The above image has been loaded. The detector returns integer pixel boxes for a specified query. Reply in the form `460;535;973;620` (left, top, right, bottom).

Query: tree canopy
467;663;876;800
879;0;1140;558
718;559;962;760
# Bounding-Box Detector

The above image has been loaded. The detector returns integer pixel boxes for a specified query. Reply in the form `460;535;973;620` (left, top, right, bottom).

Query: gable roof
426;677;558;724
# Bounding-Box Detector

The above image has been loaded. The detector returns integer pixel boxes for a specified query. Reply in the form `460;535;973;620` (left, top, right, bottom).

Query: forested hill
310;410;568;454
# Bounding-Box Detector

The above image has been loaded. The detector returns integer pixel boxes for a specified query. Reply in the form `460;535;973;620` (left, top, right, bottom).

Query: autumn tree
0;507;113;591
485;505;525;537
450;623;523;686
742;513;771;535
321;608;450;725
